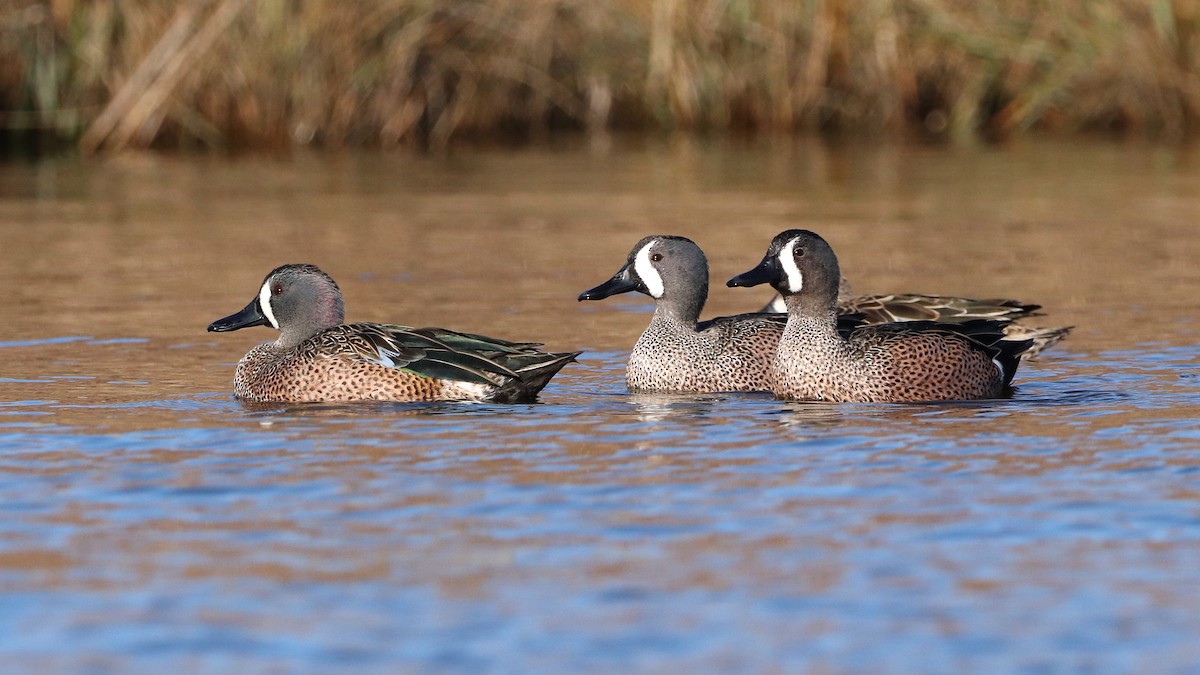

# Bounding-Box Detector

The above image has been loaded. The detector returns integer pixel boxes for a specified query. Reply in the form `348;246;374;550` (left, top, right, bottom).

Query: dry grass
2;0;1200;152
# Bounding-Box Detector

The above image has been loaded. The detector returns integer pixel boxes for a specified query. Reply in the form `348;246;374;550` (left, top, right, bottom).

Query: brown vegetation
2;0;1200;153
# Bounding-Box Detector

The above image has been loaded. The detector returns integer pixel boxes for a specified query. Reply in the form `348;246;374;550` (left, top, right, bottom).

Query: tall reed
1;0;1198;152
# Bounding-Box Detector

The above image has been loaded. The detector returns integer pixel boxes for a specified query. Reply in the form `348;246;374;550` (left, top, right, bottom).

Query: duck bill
727;257;779;288
578;266;642;301
208;297;269;332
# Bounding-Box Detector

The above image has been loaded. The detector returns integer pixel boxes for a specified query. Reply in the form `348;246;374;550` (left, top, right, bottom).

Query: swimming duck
579;235;785;392
209;264;579;403
728;230;1033;402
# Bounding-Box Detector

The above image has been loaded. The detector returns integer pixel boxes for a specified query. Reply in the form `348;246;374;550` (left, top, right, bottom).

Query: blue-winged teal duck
209;264;580;403
579;235;785;392
728;230;1033;402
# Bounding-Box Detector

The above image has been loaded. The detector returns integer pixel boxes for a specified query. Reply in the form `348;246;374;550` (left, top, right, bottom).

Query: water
1;138;1198;672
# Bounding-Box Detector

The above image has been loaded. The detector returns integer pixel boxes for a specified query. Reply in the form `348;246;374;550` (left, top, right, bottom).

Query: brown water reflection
1;138;1199;671
0;138;1197;353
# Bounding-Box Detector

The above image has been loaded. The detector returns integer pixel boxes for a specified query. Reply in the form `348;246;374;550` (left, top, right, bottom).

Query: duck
208;264;579;403
728;229;1034;402
579;235;785;392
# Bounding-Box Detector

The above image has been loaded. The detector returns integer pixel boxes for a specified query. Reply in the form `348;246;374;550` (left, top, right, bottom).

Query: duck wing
697;311;866;338
695;312;787;332
840;294;1040;323
332;323;525;386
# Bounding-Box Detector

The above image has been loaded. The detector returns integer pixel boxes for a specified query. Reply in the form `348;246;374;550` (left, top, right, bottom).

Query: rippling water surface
1;139;1198;672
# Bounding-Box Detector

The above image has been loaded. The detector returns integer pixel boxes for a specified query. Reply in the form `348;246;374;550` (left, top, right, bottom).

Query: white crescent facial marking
635;241;665;299
779;239;804;294
259;281;280;330
993;357;1006;381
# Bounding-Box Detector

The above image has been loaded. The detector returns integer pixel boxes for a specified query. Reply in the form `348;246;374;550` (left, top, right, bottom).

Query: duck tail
491;351;582;403
1002;324;1073;360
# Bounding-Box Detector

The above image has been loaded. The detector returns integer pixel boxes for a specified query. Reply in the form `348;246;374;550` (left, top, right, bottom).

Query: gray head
208;264;346;348
578;235;709;323
727;230;841;314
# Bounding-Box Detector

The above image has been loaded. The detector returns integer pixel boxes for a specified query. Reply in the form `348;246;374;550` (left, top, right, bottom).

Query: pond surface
0;138;1198;672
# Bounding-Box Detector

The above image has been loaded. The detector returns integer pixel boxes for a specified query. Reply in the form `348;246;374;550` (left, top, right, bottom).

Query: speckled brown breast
233;344;487;402
772;324;1005;403
625;315;783;393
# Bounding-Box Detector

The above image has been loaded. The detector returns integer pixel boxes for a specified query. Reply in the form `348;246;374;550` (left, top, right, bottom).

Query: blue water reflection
0;340;1197;671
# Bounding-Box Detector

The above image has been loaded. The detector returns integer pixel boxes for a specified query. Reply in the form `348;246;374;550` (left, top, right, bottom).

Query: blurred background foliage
2;0;1200;154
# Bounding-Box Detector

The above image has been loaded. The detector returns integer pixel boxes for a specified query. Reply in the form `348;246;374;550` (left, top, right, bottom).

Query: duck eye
272;285;284;296
793;247;805;259
650;253;663;262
